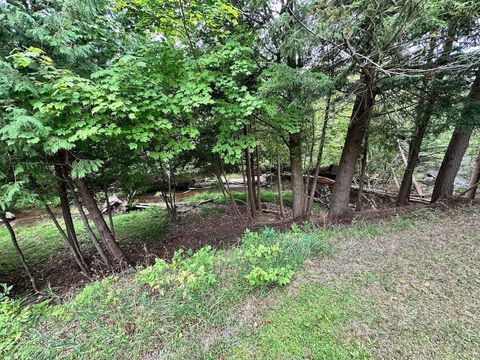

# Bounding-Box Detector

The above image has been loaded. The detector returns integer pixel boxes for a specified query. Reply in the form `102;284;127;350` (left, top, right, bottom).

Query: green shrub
136;246;217;297
0;284;49;357
241;229;295;287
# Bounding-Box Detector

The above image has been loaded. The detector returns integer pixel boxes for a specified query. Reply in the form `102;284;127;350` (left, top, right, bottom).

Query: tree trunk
75;177;131;267
69;184;113;270
277;155;285;218
55;164;87;267
54;164;90;276
44;204;92;277
105;188;115;237
465;151;480;199
241;154;251;219
397;93;436;205
329;86;376;219
244;149;257;218
1;213;39;293
397;33;454;205
397;141;423;196
255;145;262;211
249;150;258;210
356;133;369;211
432;72;480;202
431;127;473;202
289;132;304;219
306;93;331;216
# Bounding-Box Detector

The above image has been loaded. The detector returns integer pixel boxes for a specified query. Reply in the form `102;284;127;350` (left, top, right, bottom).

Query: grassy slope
0;207;168;273
0;190;297;273
2;206;479;359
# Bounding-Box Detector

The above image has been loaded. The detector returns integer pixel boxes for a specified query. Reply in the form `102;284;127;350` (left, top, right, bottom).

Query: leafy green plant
0;284;49;357
244;265;294;287
136;246;217;296
241;229;295;287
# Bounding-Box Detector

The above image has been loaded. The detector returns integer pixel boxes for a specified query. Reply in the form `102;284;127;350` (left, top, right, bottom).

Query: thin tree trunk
241;154;251;219
397;33;454;205
397;95;435;205
397;142;423;196
249;150;258;210
303;121;316;213
289;132;304;219
459;179;480;197
255;145;262;211
277;155;285;218
432;72;480;202
75;178;131;267
1;213;39;293
55;164;90;274
465;151;480;199
44;204;92;277
306;94;331;216
104;187;115;237
329;84;376;219
69;184;113;270
244;149;257;218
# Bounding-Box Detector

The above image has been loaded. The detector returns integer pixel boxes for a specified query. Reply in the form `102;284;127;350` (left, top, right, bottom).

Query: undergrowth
0;210;430;359
0;207;167;273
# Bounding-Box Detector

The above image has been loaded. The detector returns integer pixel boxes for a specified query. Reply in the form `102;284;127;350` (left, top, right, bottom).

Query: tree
431;70;480;201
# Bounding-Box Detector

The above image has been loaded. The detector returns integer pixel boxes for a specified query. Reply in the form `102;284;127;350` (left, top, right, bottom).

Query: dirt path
303;206;480;359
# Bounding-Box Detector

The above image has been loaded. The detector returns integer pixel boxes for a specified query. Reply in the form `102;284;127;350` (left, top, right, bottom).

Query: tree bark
244;149;257;218
306;93;331;216
104;187;115;237
69;184;113;270
44;204;92;277
397;93;435;205
329;85;376;219
277;155;285;218
1;213;39;293
241;154;251;219
289;132;304;219
75;177;131;267
397;141;423;196
431;127;473;202
356;133;369;211
432;72;480;202
465;151;480;199
55;164;86;267
255;145;262;211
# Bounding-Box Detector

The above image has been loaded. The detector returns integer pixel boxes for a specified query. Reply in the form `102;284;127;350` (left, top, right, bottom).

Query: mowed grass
1;212;422;359
0;207;168;273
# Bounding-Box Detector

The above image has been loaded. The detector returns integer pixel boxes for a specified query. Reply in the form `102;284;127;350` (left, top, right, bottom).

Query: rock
0;212;16;223
102;195;126;214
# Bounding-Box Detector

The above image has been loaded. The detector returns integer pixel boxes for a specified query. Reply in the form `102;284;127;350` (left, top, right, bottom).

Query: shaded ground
1;205;290;296
2;197;476;300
